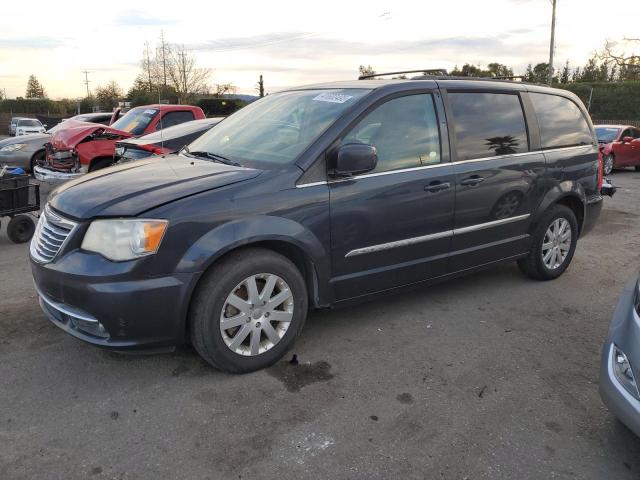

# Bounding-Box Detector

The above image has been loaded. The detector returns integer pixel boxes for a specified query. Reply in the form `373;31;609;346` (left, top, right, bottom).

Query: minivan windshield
110;107;159;135
186;89;369;168
595;126;621;143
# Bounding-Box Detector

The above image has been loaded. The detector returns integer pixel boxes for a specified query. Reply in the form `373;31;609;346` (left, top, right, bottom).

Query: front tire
190;248;308;373
30;150;45;173
603;154;615;175
518;205;578;281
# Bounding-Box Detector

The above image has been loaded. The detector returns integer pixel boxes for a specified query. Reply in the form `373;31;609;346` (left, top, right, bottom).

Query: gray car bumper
34;166;83;183
600;274;640;437
0;150;33;170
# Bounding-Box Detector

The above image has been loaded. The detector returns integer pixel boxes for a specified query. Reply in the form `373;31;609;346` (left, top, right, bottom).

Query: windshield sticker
313;92;354;104
143;109;157;115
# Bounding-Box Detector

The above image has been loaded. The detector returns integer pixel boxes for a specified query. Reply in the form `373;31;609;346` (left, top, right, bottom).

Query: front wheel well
185;241;319;337
554;195;584;233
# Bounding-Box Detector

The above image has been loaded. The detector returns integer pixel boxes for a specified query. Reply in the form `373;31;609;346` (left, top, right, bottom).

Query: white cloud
0;0;638;99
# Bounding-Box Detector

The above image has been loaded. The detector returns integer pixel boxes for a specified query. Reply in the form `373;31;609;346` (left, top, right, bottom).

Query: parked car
31;76;606;373
595;124;640;175
15;118;46;136
0;112;120;173
9;117;28;136
114;117;222;163
600;272;640;437
34;105;206;182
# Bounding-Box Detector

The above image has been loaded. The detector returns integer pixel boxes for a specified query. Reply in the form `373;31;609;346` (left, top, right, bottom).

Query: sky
1;0;638;99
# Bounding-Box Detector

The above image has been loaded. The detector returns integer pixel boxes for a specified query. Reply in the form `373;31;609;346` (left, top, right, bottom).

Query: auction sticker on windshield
313;92;354;103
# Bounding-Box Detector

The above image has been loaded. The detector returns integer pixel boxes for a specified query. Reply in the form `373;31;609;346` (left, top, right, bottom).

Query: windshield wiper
181;146;240;166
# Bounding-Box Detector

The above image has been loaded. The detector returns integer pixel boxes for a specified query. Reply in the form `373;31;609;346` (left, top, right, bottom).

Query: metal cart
0;172;40;243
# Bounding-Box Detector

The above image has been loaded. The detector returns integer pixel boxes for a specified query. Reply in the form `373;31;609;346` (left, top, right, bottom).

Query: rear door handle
460;175;485;186
424;181;451;193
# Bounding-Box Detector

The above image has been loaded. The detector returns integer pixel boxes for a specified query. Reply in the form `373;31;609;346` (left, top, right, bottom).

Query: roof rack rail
358;69;448;80
409;74;527;83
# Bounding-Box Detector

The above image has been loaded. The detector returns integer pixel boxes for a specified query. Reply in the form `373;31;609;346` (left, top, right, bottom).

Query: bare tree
600;38;640;73
358;65;376;78
167;44;211;103
141;42;154;92
213;83;236;98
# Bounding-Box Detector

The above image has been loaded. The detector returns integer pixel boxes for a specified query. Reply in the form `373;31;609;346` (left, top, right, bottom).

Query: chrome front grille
30;205;77;263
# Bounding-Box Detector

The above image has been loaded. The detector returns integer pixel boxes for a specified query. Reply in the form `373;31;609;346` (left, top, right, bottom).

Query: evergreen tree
25;75;46;98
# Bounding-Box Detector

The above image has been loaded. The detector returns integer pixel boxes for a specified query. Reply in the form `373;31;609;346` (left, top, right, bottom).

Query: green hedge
559;81;640;120
0;98;76;115
197;98;245;116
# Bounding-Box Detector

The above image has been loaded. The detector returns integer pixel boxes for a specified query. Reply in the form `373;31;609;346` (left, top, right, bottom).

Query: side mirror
622;136;634;143
334;143;378;176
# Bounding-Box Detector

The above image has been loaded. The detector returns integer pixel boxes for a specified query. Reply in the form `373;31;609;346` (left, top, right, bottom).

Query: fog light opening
613;346;640;400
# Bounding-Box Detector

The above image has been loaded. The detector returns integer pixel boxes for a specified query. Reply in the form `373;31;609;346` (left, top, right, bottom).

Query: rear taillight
597;154;604;191
140;144;166;155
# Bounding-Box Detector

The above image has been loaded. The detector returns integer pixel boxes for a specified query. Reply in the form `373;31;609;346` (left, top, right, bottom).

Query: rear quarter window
529;93;594;149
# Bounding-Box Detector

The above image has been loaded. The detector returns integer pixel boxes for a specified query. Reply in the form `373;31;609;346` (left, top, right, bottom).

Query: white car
15;118;46;136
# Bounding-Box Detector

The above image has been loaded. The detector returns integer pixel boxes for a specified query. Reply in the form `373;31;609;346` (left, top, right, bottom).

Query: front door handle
460;175;485;186
424;181;451;193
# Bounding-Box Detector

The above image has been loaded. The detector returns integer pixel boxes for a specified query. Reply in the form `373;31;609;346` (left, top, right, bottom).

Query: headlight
0;143;27;152
81;219;168;261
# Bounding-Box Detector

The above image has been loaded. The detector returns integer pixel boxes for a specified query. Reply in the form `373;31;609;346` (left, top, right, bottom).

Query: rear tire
7;215;35;243
190;248;308;373
517;205;578;281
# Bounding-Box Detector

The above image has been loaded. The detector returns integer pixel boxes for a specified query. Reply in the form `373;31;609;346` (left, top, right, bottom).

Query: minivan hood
48;154;262;219
50;121;132;151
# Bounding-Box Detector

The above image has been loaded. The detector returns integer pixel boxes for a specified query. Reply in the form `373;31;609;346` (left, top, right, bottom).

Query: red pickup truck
34;104;205;182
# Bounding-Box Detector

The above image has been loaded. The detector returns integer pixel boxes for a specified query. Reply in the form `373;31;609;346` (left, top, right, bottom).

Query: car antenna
158;87;165;156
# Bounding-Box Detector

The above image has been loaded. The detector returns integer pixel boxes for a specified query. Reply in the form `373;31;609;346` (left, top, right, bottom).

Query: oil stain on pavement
266;355;334;393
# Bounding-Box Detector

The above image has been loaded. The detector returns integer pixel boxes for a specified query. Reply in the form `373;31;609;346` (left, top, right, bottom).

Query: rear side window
530;93;593;149
157;111;195;130
341;93;441;173
448;92;528;161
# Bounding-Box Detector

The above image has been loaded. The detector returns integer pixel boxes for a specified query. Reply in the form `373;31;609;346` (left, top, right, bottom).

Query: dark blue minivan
30;76;604;372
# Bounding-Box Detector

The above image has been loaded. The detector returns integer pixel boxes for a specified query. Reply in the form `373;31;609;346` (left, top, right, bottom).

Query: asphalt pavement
1;172;640;479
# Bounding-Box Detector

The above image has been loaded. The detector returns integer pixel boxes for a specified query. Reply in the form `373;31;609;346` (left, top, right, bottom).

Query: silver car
0;112;118;172
600;272;640;436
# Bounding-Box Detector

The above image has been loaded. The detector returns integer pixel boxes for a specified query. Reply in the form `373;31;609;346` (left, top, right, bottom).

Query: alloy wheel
219;273;294;356
541;218;572;270
603;155;614;175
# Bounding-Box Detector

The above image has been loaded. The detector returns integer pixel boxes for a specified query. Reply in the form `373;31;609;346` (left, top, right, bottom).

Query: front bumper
600;275;640;437
34;165;83;183
31;249;197;350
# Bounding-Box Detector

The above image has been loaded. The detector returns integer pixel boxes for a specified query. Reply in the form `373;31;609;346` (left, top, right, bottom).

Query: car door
628;128;640;166
328;92;455;300
445;90;546;271
614;128;635;166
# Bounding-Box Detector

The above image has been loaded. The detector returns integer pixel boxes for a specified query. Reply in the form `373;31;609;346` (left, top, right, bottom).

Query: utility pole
82;70;91;97
548;0;557;86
